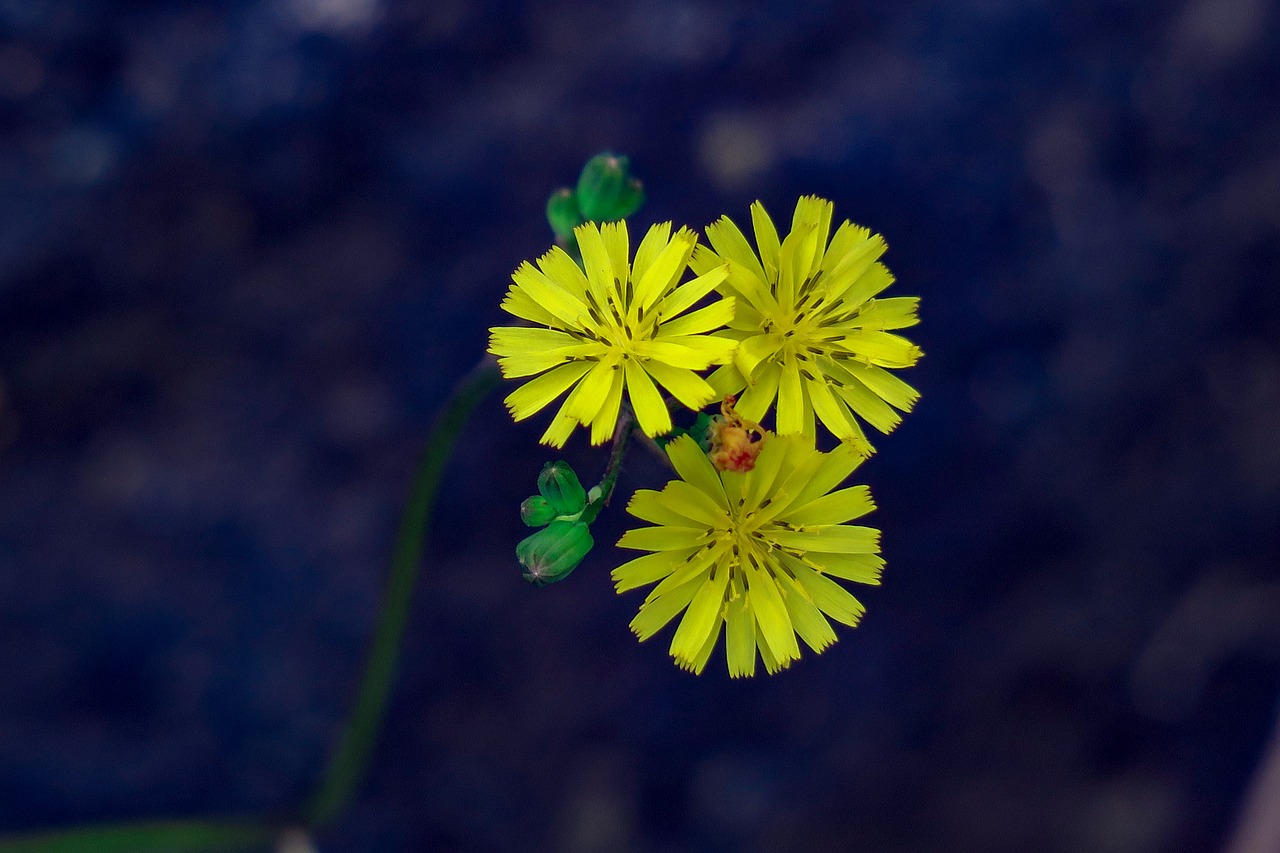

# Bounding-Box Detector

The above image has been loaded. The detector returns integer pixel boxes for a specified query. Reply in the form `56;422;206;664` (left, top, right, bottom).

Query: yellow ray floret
489;221;737;447
612;433;885;677
690;196;922;455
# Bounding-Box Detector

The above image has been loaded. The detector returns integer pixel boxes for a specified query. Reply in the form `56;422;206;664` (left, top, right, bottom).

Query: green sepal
517;519;594;586
575;153;645;222
520;495;557;527
537;461;587;515
655;412;716;453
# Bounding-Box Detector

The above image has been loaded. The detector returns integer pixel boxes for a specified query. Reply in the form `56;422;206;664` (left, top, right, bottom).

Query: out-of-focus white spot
276;829;318;853
47;126;118;186
282;0;381;36
1170;0;1267;65
0;44;43;99
698;111;776;191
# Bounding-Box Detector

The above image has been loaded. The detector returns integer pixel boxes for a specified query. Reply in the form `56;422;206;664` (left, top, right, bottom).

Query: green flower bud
546;187;582;243
538;461;587;516
575;153;645;222
517;519;593;586
520;495;557;527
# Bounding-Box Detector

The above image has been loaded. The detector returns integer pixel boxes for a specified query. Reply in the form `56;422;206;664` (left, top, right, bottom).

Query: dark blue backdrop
2;0;1278;850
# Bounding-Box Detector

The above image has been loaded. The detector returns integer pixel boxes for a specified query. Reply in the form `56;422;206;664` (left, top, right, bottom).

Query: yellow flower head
692;196;922;455
489;220;737;447
613;433;884;676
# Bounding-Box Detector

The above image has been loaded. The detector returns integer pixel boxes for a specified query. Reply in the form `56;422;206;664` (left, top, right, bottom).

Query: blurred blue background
1;0;1279;850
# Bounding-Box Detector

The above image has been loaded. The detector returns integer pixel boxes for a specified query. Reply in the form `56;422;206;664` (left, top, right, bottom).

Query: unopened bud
517;520;593;586
520;495;557;527
537;460;587;516
575;153;645;222
546;187;582;243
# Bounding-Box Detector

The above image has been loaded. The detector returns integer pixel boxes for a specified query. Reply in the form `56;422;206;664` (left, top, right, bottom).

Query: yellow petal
705;214;767;283
856;296;920;330
734;362;780;423
784;444;865;509
665;435;728;509
808;552;885;585
841;362;920;412
779;485;874;527
725;580;757;678
539;407;578;448
832;376;902;434
509;261;590;329
821;221;871;274
624;360;672;437
644;361;716;412
707;361;747;398
776;568;838;653
590;366;625;445
652;264;728;322
678;617;722;675
629;574;702;641
788;563;866;627
502;361;593;421
617;524;708;551
790;195;833;279
611;548;699;592
500;286;558;327
632;221;672;286
564;359;616;424
669;569;729;666
744;558;800;664
837;330;922;368
749;200;781;278
575;221;618;306
655;296;735;339
742;434;788;511
627;489;698;527
775;361;804;434
769;525;880;554
536;245;592;300
661;479;728;528
805;375;858;442
599;219;631;285
633;227;695;315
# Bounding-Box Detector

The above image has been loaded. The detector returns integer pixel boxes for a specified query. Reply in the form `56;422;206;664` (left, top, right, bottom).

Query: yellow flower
489;220;737;447
691;196;922;454
613;433;884;676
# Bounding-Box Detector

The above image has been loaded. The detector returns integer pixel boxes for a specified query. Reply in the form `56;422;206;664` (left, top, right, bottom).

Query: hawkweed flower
691;196;922;454
490;220;736;447
612;433;884;676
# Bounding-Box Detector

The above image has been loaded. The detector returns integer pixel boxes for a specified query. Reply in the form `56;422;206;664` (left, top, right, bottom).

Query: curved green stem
306;356;502;828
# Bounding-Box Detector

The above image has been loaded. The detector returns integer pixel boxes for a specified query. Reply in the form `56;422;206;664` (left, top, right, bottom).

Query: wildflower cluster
490;154;921;676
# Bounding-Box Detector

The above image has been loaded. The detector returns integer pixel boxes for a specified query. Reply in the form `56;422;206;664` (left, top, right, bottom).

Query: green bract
538;461;587;516
517;519;593;586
